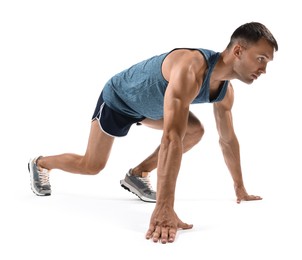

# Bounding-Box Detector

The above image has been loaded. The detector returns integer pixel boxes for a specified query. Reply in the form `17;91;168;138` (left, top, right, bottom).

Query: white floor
1;1;302;259
2;124;302;260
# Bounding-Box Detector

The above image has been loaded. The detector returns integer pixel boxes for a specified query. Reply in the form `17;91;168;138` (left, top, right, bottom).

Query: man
28;22;278;243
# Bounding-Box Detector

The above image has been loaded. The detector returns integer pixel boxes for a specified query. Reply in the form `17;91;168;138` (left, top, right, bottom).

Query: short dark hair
227;22;278;51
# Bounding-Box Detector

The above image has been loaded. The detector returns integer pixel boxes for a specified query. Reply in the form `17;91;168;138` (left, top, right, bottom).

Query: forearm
219;136;244;187
156;137;183;206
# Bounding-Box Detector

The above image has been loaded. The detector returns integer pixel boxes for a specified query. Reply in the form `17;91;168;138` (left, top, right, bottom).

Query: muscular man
28;22;278;243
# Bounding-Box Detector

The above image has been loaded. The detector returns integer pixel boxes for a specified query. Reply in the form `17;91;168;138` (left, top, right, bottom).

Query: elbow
218;129;237;145
160;132;183;151
219;134;238;150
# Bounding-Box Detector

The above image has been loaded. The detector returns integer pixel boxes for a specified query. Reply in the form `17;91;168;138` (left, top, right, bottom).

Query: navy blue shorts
92;92;145;137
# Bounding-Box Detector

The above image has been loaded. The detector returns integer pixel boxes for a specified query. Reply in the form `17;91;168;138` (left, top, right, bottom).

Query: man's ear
233;44;242;58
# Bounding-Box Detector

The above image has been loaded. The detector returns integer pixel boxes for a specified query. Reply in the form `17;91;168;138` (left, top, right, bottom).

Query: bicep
163;67;199;139
163;89;190;139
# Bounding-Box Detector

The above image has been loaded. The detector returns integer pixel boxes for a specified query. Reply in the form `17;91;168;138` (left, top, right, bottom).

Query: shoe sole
28;161;51;196
120;179;156;203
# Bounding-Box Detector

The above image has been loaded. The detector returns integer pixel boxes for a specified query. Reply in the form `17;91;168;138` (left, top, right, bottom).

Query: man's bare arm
213;83;262;203
146;51;202;243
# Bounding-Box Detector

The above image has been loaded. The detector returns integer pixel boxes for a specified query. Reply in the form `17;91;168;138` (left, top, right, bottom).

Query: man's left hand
235;185;262;204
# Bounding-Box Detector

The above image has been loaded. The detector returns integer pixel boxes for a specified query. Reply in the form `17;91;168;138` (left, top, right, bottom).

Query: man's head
227;22;278;52
226;22;278;84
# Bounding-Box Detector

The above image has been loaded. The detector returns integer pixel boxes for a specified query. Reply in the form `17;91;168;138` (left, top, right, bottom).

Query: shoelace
38;168;50;186
138;176;154;191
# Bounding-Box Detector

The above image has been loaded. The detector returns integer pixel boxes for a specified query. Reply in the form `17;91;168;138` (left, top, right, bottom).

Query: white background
1;0;301;259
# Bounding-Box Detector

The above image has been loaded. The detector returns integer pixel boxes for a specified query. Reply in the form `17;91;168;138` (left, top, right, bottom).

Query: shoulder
166;48;207;67
162;48;207;82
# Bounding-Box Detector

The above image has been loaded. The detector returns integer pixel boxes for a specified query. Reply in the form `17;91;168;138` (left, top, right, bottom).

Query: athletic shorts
91;92;145;137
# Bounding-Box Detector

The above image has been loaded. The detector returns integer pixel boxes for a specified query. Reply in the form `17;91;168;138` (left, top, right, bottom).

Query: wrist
234;182;244;189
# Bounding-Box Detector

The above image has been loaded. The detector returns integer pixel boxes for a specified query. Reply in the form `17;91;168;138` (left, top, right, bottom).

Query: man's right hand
145;204;193;243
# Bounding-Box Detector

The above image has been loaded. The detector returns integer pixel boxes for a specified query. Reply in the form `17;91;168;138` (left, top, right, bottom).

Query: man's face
234;38;275;84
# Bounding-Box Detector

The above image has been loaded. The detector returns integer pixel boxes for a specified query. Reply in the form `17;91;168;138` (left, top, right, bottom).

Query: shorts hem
92;118;123;138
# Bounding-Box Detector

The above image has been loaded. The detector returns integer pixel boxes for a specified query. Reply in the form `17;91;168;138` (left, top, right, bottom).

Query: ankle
35;156;43;168
35;156;49;172
130;168;150;177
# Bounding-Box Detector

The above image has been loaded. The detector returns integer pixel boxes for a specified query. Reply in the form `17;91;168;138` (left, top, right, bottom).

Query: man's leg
131;111;204;175
36;120;114;174
28;120;114;196
120;111;204;202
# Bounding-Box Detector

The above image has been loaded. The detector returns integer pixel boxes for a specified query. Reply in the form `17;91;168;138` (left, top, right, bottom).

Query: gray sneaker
28;157;51;196
120;169;156;203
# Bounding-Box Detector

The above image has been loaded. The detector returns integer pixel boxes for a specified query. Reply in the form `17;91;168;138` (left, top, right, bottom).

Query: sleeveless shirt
102;48;229;120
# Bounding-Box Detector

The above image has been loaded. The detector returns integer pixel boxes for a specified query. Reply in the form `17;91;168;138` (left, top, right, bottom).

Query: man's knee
188;115;205;142
192;121;205;142
82;160;106;175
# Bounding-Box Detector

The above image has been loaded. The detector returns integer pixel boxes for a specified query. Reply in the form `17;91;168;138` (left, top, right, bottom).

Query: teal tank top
102;48;229;120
